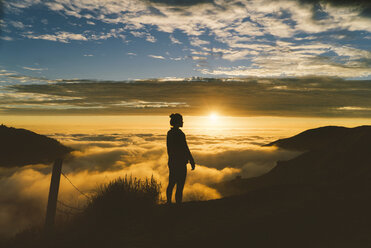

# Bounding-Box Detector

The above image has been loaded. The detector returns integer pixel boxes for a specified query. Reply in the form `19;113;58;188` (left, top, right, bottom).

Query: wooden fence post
45;158;63;235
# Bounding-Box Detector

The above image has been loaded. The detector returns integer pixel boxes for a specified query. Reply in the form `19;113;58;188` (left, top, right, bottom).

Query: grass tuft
83;175;161;223
6;175;162;248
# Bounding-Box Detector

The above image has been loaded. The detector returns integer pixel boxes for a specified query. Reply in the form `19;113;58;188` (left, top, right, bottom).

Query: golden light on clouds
1;114;371;237
2;115;371;137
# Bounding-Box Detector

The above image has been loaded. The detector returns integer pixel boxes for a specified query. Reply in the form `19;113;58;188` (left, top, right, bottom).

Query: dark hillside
265;125;364;151
8;180;371;248
217;125;371;195
0;125;72;167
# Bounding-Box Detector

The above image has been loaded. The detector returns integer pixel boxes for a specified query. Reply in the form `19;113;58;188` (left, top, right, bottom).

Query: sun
209;112;219;122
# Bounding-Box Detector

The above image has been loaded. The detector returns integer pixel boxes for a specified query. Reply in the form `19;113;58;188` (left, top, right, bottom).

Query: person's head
170;113;183;128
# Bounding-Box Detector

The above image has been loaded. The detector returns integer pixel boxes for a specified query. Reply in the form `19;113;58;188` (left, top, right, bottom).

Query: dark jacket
167;128;193;166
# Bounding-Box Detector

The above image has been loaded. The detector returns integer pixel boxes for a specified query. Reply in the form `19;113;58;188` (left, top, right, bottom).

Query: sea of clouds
0;129;300;238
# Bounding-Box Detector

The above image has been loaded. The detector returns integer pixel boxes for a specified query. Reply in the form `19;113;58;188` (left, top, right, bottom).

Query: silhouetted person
166;113;195;204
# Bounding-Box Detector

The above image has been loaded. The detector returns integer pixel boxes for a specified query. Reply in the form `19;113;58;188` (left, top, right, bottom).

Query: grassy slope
9;180;371;248
15;183;371;248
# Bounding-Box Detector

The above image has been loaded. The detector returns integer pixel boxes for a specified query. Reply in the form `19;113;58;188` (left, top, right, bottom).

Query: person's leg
175;166;187;204
166;169;176;204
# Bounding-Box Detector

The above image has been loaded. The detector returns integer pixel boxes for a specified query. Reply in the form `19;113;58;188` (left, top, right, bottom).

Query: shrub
83;175;161;223
7;176;162;248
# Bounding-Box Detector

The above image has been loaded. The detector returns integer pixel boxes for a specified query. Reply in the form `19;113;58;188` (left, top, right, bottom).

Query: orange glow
1;115;371;136
209;112;219;121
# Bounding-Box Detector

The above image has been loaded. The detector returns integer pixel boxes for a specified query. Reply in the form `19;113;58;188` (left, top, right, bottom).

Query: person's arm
166;132;170;156
184;134;195;170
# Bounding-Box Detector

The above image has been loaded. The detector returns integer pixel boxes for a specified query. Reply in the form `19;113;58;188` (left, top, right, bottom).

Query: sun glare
209;112;219;122
190;112;225;131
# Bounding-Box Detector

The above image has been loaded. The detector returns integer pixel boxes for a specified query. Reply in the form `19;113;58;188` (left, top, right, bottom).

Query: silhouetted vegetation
0;124;72;167
84;176;161;221
8;176;162;248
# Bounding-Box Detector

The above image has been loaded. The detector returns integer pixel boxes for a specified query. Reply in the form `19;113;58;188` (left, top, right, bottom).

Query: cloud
130;31;157;42
193;147;301;177
0;36;13;41
189;37;210;47
199;63;371;78
198;40;371;77
145;35;157;42
5;0;371;78
0;91;82;109
191;56;207;60
112;100;189;108
0;129;294;236
89;30;126;41
170;35;182;44
146;0;214;6
44;2;65;11
9;21;25;29
25;31;88;43
9;1;371;39
0;168;50;238
148;54;166;59
22;66;48;71
2;77;371;117
335;106;371;111
0;129;299;236
170;57;183;61
0;71;60;84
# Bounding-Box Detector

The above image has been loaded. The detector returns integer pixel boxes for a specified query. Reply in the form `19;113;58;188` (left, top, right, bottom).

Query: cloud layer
1;77;371;117
2;0;371;77
0;129;299;237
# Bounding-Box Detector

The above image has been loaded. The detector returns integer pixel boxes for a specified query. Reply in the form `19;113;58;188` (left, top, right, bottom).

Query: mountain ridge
0;124;72;167
217;125;371;196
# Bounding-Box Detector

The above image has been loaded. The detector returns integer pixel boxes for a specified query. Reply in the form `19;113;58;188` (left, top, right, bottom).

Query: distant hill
217;125;371;196
265;125;355;151
0;125;72;167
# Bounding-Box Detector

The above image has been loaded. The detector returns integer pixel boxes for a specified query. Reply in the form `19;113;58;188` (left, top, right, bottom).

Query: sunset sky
0;0;370;117
0;0;371;238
